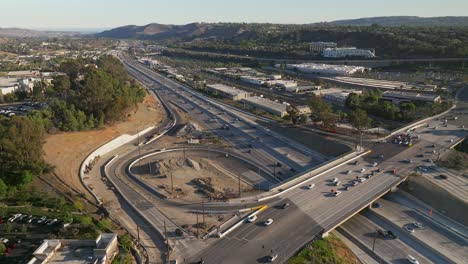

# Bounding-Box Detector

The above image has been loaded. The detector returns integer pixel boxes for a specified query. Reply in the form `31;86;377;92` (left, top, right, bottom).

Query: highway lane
122;54;326;168
372;198;468;263
341;214;432;264
362;210;454;263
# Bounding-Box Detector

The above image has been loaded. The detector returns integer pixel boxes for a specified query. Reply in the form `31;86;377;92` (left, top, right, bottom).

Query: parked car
407;255;420;264
264;219;274;226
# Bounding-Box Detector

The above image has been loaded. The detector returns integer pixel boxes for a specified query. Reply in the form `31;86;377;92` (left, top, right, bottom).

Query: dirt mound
173;122;202;137
152;157;202;175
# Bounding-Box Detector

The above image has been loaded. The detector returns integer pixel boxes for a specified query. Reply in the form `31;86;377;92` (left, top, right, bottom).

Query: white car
405;226;415;233
413;222;423;229
334;181;341;186
267;254;278;262
360;168;366;173
246;215;257;223
346;170;352;175
332;178;339;183
333;191;342;197
358;177;366;183
372;162;378;167
306;184;315;189
264;219;274;226
407;255;419;264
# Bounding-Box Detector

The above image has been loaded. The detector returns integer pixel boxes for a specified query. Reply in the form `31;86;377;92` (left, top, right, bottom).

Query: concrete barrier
257;151;371;202
218;206;267;238
79;126;155;205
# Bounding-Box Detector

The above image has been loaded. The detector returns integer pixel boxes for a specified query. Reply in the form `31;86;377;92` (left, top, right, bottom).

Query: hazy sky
1;0;466;29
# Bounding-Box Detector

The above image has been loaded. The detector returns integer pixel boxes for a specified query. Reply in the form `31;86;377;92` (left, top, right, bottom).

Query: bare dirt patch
43;93;162;201
137;157;257;201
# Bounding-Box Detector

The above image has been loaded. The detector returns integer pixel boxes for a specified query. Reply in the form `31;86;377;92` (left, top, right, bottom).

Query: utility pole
202;200;205;226
136;224;140;244
238;174;241;198
372;229;377;252
196;214;199;238
170;172;174;193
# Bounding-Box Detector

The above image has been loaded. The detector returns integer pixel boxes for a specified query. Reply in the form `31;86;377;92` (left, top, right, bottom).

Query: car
267;254;278;262
332;178;339;183
343;186;350;191
334;181;341;186
416;154;424;158
391;169;397;174
387;230;398;239
264;219;274;226
358;177;366;183
372;162;378;167
352;181;359;186
246;215;257;223
360;168;366;173
439;174;448;179
353;160;359;165
404;226;415;233
333;191;342;197
371;202;382;208
378;155;384;159
404;159;413;163
377;229;387;236
346;170;352;175
413;222;423;229
306;184;315;189
407;255;420;264
377;168;383;172
281;202;290;209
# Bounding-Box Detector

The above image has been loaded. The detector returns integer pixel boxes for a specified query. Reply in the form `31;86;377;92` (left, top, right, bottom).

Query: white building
312;88;363;106
206;84;249;101
0;78;20;95
240;76;265;86
382;91;442;104
322;47;376;58
241;96;288;117
29;234;118;264
310;42;338;53
281;63;367;76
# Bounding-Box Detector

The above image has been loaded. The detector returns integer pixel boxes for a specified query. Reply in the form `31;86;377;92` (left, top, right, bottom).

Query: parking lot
0;102;46;117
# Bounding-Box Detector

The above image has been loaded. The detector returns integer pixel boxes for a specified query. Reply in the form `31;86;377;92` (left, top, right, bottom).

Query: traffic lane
362;210;454;264
374;199;468;263
422;169;468;203
342;214;431;264
191;201;322;264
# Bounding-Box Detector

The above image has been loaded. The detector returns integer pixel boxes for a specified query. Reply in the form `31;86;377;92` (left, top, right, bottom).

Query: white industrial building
241;96;288;117
312;88;363;106
310;42;338;53
322;47;376;58
0;78;20;95
206;84;249;101
284;85;321;93
240;76;265;86
280;63;367;76
382;91;442;104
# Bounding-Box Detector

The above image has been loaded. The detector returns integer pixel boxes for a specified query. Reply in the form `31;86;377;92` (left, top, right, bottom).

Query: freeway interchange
93;51;468;264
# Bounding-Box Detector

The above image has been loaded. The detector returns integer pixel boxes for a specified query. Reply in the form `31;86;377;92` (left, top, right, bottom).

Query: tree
400;102;416;121
286;105;302;125
349;109;371;132
308;94;335;126
345;93;361;110
52;75;71;99
0;242;6;254
0;178;7;199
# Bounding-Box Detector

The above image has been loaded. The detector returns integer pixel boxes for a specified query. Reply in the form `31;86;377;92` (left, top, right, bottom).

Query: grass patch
287;234;358;264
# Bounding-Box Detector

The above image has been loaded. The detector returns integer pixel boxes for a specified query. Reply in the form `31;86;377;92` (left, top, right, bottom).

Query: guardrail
218;206;268;238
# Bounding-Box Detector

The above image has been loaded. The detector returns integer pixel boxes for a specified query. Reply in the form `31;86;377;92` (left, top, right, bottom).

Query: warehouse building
312;88;363;106
310;42;338;53
382;91;442;104
206;84;249;101
322;47;376;58
241;96;288;117
280;63;367;76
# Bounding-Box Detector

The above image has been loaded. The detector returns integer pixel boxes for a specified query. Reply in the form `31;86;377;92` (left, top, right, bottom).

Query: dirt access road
43;93;163;202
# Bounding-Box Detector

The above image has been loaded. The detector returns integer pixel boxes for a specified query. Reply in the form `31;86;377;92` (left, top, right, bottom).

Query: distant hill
321;16;468;27
0;27;82;38
96;22;250;40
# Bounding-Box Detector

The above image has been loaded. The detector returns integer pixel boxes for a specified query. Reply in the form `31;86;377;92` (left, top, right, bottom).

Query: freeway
341;213;433;264
372;197;468;263
107;51;467;263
